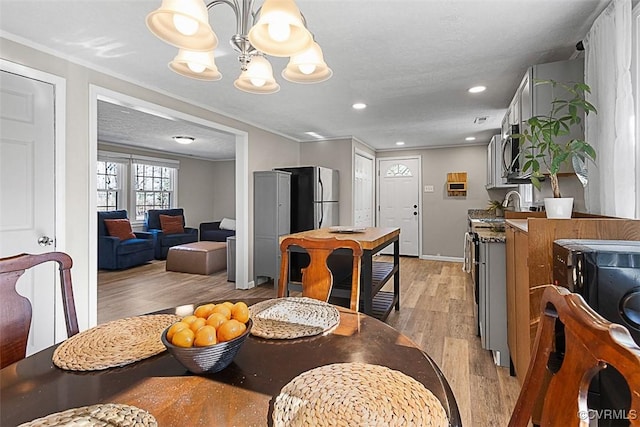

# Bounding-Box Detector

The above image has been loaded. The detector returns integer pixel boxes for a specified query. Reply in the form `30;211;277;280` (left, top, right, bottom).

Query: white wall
1;37;300;329
210;160;236;221
378;144;498;258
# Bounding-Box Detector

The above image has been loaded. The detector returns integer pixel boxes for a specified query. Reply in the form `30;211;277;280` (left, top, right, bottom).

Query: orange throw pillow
160;214;184;234
104;219;136;241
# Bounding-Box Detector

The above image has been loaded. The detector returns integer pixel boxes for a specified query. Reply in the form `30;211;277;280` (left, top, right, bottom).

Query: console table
280;227;400;321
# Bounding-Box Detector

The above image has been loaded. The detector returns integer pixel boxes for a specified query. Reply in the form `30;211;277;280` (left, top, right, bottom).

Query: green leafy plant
516;80;597;198
486;199;504;216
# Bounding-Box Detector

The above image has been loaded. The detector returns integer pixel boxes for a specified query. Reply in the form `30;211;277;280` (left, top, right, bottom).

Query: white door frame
353;148;375;226
0;59;67;337
88;87;252;325
376;155;422;257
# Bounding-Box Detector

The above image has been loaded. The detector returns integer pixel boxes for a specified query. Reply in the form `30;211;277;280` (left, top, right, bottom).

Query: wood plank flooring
98;256;521;426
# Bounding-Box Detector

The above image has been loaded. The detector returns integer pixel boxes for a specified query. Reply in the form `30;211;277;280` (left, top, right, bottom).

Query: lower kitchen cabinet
505;222;531;382
478;239;510;367
505;214;640;384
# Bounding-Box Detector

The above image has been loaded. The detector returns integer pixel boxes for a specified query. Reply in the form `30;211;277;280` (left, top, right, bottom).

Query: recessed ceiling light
352;103;367;110
465;136;476;141
173;136;195;145
305;131;325;139
395;141;405;146
468;86;486;93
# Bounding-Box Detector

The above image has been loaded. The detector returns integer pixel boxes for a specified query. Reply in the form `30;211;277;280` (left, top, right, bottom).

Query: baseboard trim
420;255;464;263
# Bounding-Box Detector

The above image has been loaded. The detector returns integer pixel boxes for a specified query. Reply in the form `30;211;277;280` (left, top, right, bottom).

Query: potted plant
516;79;597;218
486;199;504;217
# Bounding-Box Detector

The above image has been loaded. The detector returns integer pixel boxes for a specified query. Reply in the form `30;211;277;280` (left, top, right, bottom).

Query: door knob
38;236;53;246
413;205;417;208
413;212;418;216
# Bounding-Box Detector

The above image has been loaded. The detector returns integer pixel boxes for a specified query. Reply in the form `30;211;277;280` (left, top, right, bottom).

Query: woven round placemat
53;314;180;371
273;363;449;427
18;403;157;427
249;297;340;339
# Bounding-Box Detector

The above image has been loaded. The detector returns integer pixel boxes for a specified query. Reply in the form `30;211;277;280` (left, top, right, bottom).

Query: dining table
1;298;461;426
281;227;401;321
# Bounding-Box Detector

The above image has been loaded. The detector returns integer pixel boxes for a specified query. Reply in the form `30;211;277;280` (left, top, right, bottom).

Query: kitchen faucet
502;190;522;211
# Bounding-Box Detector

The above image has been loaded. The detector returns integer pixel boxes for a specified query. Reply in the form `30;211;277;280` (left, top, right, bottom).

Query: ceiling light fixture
468;86;486;93
395;141;405;146
173;136;196;144
465;136;476;141
352;103;367;110
146;0;332;94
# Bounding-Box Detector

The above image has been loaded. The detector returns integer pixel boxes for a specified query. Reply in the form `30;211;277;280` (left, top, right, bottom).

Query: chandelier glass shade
146;0;331;94
169;49;222;81
282;41;332;83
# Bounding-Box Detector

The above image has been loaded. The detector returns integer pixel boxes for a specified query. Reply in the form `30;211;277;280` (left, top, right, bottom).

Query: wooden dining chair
0;252;79;369
278;236;363;311
509;285;640;426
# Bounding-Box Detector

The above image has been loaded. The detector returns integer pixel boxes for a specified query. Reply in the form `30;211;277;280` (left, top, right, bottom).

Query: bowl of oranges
161;301;252;374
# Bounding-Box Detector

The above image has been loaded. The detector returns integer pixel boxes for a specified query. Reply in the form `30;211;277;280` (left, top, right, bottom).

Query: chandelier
146;0;332;94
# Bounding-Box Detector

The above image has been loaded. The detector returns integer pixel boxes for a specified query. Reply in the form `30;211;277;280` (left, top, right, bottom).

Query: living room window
132;162;175;220
97;150;179;222
96;160;123;211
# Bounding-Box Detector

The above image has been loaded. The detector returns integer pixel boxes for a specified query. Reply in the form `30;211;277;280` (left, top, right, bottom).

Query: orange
166;321;189;341
189;317;207;332
171;328;195;348
211;304;232;320
194;303;216;319
194;325;217;347
222;301;235;310
231;302;250;324
217;319;246;343
206;312;227;329
181;315;198;325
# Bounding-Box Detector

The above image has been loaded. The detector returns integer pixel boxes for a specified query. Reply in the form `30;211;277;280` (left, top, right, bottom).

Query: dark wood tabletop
1;298;461;426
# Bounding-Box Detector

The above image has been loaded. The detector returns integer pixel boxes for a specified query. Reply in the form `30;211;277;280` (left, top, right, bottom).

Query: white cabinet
486;134;516;189
253;170;291;286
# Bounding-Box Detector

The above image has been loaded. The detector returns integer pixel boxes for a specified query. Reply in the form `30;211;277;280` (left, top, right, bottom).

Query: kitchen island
280;227;400;321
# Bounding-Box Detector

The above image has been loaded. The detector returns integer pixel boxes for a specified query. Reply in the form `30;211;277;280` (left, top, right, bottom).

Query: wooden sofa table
280;227;401;321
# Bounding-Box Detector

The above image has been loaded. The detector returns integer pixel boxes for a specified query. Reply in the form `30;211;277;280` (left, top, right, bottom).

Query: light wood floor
98;257;521;426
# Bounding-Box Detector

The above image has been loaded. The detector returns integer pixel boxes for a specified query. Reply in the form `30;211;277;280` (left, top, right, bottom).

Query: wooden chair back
278;236;363;311
0;252;79;369
509;285;640;426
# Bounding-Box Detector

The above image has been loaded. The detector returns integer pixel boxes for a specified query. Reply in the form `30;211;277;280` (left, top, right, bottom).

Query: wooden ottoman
166;241;227;275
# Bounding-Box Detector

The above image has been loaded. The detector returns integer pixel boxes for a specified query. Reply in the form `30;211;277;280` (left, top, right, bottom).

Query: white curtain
584;0;636;218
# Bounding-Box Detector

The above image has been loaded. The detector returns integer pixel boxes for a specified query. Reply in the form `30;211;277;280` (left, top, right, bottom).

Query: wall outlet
424;185;435;193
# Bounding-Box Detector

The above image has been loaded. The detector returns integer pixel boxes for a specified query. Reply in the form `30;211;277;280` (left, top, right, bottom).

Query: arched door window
385;163;413;177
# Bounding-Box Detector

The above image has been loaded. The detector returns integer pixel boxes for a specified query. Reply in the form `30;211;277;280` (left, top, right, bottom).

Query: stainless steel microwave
501;124;530;183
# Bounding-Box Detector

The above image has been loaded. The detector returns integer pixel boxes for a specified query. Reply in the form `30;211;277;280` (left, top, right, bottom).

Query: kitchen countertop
468;209;506;243
505;219;528;233
475;228;506;243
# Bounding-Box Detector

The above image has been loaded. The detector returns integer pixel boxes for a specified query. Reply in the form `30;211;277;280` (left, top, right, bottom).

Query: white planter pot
544;197;573;219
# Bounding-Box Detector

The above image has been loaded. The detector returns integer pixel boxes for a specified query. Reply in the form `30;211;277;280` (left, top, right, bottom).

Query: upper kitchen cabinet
502;59;584;184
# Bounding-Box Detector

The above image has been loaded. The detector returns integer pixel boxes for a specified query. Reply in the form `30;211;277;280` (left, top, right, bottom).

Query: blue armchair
144;208;199;259
199;221;235;242
97;210;155;270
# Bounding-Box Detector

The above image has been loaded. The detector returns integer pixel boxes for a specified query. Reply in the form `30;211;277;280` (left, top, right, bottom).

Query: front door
378;157;420;256
0;68;57;355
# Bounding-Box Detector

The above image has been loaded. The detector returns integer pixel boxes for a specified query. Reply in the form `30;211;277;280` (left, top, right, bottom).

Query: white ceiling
0;0;609;160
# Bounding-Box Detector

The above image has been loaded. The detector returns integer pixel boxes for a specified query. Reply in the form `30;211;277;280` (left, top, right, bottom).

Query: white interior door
378;157;420;256
0;69;57;355
354;152;374;227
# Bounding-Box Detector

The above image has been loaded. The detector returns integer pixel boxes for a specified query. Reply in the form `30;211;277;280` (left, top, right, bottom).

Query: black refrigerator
274;166;339;232
274;166;345;284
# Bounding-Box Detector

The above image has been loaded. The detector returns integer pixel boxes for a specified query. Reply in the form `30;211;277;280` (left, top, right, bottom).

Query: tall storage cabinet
253;170;291;287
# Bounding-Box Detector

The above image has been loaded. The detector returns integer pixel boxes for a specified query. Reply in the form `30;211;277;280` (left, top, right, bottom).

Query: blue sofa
98;210;155;270
144;208;198;259
199;221;235;242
